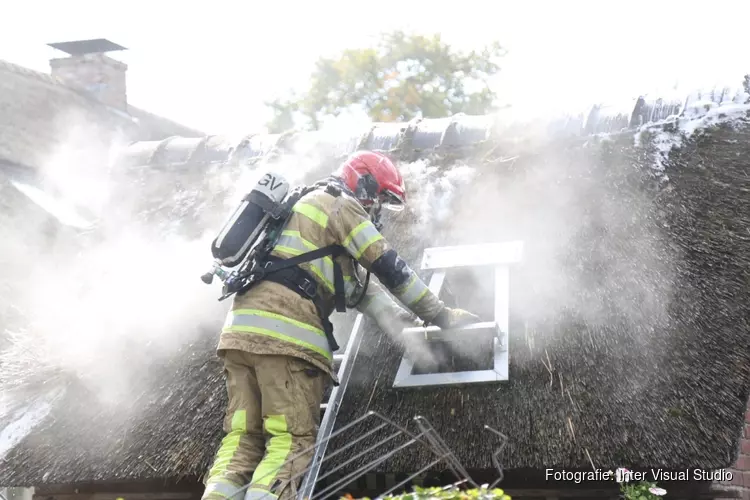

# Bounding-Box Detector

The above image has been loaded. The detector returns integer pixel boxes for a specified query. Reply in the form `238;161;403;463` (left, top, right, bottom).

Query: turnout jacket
218;182;445;382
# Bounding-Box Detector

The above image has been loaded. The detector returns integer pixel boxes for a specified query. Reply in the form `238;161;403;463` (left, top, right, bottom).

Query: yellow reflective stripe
281;230;317;251
343;220;383;259
274;231;335;292
229;309;328;338
206;409;247;485
251;415;293;487
224;309;332;360
231;410;247;432
202;480;244;500
292;203;328;228
394;272;429;306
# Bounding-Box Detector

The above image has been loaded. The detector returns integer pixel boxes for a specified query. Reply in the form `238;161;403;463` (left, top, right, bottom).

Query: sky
2;0;749;136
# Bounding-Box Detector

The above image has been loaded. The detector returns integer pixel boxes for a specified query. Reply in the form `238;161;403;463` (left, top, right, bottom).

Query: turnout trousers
202;349;327;500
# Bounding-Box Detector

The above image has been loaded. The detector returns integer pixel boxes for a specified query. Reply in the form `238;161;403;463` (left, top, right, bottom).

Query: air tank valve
201;259;231;285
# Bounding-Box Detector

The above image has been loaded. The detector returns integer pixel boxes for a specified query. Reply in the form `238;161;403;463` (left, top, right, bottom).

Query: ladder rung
300;313;366;499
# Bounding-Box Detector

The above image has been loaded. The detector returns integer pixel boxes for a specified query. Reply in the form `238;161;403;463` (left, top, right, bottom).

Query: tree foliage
265;31;505;133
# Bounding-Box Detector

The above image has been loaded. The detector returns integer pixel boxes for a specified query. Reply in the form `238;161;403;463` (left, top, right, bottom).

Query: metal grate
215;408;509;500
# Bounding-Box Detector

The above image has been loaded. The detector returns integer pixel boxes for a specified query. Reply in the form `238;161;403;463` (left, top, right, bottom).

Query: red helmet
334;150;406;210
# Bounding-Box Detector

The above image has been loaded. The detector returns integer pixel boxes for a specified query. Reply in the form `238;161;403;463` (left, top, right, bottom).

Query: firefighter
202;150;480;500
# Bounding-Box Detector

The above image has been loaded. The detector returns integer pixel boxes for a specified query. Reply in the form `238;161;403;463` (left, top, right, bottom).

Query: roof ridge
0;59;203;136
0;58;75;92
0;58;137;126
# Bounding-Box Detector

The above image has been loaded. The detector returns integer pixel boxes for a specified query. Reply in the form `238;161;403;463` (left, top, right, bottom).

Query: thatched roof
332;117;750;475
1;84;750;487
0;59;204;171
0;54;206;357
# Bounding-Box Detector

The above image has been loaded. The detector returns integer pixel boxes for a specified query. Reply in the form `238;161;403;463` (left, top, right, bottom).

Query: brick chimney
48;38;128;110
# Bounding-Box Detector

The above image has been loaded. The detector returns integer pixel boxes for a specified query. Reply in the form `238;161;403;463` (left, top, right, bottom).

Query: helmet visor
379;189;405;212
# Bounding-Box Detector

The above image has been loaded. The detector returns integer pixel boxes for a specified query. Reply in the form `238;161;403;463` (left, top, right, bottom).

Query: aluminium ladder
297;239;523;498
297;312;366;500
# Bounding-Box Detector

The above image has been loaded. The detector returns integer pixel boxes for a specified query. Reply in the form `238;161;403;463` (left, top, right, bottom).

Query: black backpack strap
260;261;341;354
260;244;347;313
256;247;347;358
261;244;341;272
331;252;346;313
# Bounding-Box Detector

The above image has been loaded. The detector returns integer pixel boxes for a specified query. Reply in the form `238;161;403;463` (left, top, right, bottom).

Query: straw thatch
1;89;749;489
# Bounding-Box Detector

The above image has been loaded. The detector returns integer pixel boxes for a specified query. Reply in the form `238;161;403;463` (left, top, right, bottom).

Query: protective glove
430;307;481;329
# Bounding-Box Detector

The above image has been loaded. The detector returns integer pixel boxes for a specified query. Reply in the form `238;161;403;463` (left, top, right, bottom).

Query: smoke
0;112;375;411
489;153;673;332
225;114;373;208
0;94;689;423
6;231;225;399
399;160;478;236
0;115;219;404
366;159;479;366
380;129;678;384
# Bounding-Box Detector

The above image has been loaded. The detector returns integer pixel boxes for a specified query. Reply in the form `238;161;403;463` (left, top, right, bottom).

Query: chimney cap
47;38;127;56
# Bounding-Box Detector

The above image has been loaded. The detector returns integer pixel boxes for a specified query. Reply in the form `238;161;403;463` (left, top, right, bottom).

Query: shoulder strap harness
234;180;371;354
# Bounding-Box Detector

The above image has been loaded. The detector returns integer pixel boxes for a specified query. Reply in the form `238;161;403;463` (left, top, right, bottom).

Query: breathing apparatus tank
200;171;291;289
211;171;290;267
200;172;373;311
